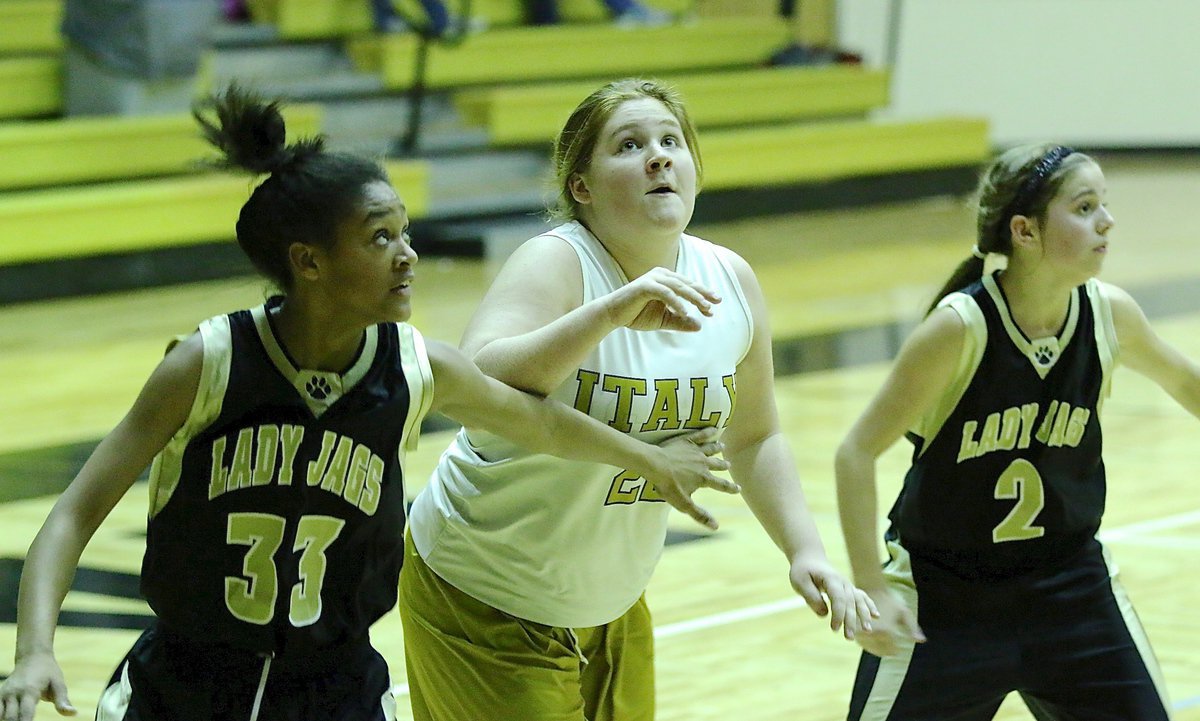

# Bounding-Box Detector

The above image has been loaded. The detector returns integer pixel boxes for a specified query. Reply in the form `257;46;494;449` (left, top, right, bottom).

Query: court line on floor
391;508;1199;699
1098;508;1200;542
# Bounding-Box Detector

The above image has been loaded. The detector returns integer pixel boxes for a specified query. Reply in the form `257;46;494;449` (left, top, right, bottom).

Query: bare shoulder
1096;280;1142;318
153;330;205;390
461;232;584;352
494;232;582;293
900;305;968;367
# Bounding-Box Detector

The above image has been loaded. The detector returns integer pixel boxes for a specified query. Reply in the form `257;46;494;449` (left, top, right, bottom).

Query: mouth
646;183;675;195
391;275;414;294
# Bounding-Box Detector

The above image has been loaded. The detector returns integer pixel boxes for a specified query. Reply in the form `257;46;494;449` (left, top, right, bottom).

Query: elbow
834;438;872;485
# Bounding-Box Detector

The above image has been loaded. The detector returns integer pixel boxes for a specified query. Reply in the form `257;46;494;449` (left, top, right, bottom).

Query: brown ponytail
925;143;1092;315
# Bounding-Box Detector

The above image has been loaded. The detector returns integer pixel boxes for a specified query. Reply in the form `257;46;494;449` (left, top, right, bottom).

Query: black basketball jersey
140;297;433;656
886;272;1117;581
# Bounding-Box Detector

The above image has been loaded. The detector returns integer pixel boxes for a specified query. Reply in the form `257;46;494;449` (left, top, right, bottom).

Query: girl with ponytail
837;144;1197;720
0;86;729;721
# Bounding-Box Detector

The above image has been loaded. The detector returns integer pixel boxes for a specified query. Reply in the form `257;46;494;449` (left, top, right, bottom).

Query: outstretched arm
461;234;720;396
0;335;202;721
1106;282;1200;417
835;307;963;656
426;339;737;529
718;251;874;638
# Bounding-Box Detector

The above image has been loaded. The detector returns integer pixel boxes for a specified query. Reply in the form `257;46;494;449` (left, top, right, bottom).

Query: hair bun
195;84;321;175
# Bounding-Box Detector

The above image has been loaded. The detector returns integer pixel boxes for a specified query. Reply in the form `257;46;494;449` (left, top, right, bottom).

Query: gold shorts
398;533;655;721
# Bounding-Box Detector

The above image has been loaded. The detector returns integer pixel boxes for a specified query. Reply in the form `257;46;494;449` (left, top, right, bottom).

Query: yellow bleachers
464;0;691;27
456;65;891;146
0;105;323;191
0;159;429;267
0;0;62;54
348;17;790;89
247;0;374;40
249;0;690;38
699;117;990;191
0;56;62;119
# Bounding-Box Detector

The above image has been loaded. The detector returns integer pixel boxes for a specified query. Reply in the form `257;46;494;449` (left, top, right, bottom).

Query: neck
271;295;366;373
996;262;1079;339
577;216;681;280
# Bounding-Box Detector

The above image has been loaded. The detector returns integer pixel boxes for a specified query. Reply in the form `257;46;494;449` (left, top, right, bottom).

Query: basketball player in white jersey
399;78;876;721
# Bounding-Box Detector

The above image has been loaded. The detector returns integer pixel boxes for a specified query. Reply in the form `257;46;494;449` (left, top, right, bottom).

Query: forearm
834;442;886;590
1163;357;1200;420
471;299;618;396
509;394;662;475
729;433;827;562
15;509;91;660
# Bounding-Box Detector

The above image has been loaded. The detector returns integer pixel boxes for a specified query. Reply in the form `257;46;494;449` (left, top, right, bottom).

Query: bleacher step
210;43;356;82
426;150;548;218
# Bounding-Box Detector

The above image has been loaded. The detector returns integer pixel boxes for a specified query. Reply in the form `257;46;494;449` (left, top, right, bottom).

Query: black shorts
847;540;1172;721
95;623;395;721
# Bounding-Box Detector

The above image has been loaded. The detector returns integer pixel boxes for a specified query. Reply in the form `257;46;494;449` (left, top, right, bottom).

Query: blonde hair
549;78;702;222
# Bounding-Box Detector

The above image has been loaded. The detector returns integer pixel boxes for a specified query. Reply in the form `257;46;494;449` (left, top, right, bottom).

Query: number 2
992;459;1046;543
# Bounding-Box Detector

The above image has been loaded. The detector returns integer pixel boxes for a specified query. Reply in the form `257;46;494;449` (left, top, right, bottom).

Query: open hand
645;427;737;530
603;268;721;332
853;587;925;657
0;651;76;721
788;556;881;640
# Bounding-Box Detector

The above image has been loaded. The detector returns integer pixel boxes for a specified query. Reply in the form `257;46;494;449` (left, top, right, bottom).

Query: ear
568;173;592;205
289;242;321;282
1008;214;1039;250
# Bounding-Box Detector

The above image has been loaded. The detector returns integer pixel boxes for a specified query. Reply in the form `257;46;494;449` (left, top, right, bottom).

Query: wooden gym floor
0;153;1197;719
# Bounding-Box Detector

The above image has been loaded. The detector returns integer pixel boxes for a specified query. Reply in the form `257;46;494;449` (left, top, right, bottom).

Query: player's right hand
647;427;737;530
854;587;925;658
602;267;721;332
0;652;76;721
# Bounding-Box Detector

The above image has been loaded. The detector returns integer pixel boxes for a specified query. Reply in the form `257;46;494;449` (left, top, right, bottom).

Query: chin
381;302;413;324
645;210;690;234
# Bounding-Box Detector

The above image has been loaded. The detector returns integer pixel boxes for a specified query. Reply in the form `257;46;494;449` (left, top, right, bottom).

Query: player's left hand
788;555;879;640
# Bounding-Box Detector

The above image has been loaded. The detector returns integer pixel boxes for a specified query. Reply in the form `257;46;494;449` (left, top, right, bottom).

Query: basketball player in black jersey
0;86;734;721
837;144;1196;720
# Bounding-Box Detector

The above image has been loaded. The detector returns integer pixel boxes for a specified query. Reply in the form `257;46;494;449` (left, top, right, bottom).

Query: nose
395;236;418;266
1098;205;1115;233
647;146;673;173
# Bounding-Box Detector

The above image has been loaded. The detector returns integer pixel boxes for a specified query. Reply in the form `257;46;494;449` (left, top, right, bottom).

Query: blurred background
1;1;1197;719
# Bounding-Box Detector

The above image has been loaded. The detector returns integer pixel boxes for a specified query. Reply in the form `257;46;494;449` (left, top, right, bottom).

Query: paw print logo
1034;344;1056;366
305;376;332;400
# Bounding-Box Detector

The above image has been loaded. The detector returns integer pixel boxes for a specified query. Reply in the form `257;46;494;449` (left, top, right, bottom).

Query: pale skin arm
1105;282;1200;417
461;234;721;396
835;307;967;656
424;340;737;529
718;252;875;638
0;336;202;721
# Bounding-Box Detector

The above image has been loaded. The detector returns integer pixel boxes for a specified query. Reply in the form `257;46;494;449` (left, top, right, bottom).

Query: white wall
837;0;1200;148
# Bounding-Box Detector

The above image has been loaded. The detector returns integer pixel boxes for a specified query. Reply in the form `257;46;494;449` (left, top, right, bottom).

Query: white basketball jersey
409;221;753;627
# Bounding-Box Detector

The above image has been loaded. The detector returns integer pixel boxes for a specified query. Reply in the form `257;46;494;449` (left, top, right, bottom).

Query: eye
373;229;393;246
1077;201;1093;214
619;138;639;152
662;135;678;147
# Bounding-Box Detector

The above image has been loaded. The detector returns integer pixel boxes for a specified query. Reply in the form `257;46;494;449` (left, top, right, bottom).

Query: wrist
636;445;668;480
15;641;54;661
593;293;628;332
851;569;888;592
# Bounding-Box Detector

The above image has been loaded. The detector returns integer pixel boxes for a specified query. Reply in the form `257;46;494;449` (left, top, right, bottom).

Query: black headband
1005;145;1075;220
